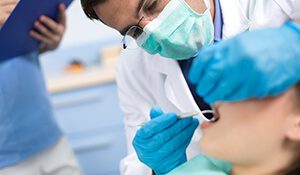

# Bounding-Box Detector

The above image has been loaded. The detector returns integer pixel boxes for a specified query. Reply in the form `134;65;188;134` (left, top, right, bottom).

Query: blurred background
39;0;126;174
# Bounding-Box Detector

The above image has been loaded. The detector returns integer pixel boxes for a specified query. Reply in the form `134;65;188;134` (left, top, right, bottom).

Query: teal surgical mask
136;0;214;60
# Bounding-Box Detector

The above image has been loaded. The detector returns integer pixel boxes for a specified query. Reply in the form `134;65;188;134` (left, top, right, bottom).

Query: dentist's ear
286;83;300;141
138;19;150;28
286;115;300;141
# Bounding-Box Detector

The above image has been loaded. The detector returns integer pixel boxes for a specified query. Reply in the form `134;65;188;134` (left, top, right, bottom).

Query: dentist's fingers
150;106;164;119
188;45;214;85
136;112;178;139
152;118;198;157
194;57;225;98
134;117;195;152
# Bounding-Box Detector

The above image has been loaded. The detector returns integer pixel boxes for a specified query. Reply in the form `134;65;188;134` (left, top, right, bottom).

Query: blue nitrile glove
188;21;300;103
132;106;199;175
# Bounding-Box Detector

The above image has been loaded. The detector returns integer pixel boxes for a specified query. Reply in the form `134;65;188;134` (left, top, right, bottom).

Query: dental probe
139;110;214;126
177;110;214;120
177;111;200;119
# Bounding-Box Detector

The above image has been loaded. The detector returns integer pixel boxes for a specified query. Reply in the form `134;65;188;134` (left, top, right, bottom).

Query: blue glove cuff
285;21;300;34
284;21;300;42
153;156;187;175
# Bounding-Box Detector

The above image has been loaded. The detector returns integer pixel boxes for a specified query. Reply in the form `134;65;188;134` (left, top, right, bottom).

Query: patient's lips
200;104;220;130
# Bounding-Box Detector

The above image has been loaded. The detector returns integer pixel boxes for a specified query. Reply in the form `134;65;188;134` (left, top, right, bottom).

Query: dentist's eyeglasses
121;19;144;49
121;0;170;49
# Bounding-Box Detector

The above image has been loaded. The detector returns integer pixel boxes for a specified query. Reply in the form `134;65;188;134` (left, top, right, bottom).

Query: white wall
59;0;121;48
40;0;122;74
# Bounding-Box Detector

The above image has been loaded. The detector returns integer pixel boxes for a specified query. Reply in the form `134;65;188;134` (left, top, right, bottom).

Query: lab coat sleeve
274;0;300;19
116;49;154;175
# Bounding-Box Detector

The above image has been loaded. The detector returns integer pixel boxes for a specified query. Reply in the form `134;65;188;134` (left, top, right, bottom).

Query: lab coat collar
150;54;172;75
219;0;250;39
150;56;200;114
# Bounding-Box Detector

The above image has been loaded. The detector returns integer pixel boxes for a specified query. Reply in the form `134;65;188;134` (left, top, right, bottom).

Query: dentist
80;0;300;174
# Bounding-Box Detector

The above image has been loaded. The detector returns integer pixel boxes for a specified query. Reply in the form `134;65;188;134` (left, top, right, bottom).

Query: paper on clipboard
0;0;73;61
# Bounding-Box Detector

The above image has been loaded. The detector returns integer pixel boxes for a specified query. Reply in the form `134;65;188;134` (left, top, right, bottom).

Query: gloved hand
132;106;199;175
189;21;300;103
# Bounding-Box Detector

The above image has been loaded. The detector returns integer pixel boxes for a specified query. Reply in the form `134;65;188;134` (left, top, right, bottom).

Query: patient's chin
199;137;216;157
199;138;227;161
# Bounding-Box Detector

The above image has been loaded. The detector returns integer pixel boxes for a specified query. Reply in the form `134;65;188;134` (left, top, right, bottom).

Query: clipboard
0;0;73;61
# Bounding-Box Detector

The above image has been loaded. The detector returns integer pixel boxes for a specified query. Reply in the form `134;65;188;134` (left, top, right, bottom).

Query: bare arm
0;0;19;28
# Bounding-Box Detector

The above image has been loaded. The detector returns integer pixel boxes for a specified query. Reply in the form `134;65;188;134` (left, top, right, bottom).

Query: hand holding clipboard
0;0;73;61
29;3;66;53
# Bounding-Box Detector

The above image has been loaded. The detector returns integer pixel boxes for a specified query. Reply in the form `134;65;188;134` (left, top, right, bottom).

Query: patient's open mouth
210;104;220;122
200;104;220;130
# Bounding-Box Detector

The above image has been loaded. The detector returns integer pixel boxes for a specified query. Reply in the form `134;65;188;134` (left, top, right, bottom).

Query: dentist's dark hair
81;0;106;20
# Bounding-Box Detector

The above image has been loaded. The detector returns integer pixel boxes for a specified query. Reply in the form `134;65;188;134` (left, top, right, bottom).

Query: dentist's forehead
93;0;144;35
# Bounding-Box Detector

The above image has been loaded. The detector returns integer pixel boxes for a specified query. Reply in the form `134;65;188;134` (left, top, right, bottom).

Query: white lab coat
116;0;300;175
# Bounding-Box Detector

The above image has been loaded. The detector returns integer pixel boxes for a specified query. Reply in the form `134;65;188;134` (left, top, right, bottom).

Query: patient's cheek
297;19;300;24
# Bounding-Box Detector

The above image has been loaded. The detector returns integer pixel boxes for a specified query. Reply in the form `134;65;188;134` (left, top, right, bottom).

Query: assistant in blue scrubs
0;3;82;174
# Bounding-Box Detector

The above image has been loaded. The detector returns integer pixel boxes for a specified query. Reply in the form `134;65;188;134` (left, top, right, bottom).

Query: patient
167;82;300;175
